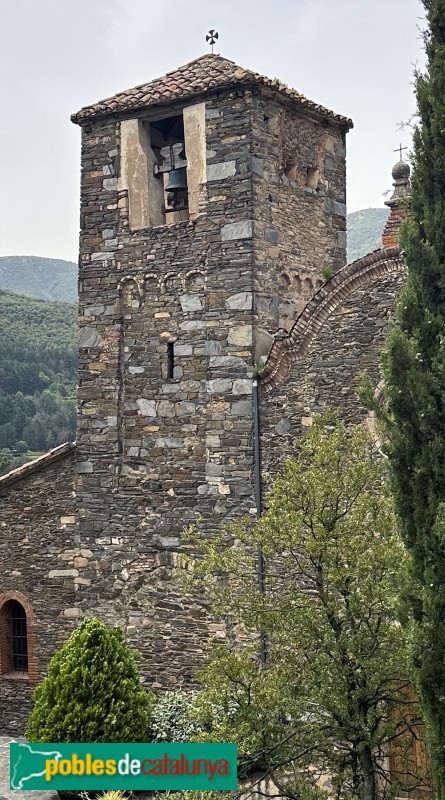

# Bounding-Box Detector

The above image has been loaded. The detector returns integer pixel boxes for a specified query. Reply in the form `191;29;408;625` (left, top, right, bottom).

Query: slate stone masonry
74;84;348;689
0;63;351;731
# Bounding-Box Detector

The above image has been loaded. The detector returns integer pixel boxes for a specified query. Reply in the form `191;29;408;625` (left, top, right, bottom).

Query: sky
0;0;426;263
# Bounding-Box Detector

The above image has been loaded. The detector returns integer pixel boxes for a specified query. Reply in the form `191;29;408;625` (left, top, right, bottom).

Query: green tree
187;418;424;800
382;2;445;795
26;617;153;742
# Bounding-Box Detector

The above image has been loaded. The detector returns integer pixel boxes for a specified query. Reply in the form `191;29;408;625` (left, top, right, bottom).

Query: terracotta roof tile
71;54;353;127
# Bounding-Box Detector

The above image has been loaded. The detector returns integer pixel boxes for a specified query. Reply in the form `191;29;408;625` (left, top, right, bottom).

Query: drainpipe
252;378;267;666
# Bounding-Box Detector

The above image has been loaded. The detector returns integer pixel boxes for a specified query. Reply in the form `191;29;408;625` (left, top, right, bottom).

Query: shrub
26;617;153;742
149;690;201;743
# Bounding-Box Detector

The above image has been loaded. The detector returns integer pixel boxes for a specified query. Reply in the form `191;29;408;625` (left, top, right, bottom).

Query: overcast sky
0;0;425;263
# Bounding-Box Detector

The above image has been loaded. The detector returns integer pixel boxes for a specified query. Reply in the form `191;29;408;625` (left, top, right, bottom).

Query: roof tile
71;53;352;127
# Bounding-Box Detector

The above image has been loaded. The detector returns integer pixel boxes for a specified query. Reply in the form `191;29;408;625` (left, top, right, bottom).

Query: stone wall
251;94;347;339
0;83;350;733
75;90;257;689
259;253;405;477
74;85;347;689
0;448;76;733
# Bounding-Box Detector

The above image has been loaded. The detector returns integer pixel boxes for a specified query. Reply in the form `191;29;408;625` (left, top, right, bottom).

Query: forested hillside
0;256;77;303
346;207;389;262
0;289;77;475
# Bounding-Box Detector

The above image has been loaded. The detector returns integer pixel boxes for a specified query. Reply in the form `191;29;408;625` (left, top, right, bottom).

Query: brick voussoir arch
258;247;405;393
0;591;39;682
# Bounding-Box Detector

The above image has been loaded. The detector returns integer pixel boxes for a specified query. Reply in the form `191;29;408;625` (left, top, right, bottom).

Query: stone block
337;231;347;248
103;177;118;191
137;398;156;417
91;252;112;261
225;292;253;311
79;327;100;348
178;402;196;416
180;320;205;330
228;325;252;346
77;461;93;474
232;379;252;395
49;569;79;578
175;344;193;356
158;400;175;417
209;356;245;367
275;418;291;434
265;228;280;244
221;220;253;241
232;400;252;416
180;294;203;312
205;340;221;356
251;156;264;175
205;434;221;447
63;607;82;618
205;462;223;477
207;378;232;393
207;161;237;181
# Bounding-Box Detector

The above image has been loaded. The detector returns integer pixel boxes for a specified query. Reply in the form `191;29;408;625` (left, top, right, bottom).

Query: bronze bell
165;168;187;193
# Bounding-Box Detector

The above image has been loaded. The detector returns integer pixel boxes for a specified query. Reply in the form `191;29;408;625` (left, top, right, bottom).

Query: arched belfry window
0;593;37;680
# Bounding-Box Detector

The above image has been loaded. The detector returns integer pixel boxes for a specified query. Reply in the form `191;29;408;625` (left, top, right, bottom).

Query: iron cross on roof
206;29;219;54
395;144;408;161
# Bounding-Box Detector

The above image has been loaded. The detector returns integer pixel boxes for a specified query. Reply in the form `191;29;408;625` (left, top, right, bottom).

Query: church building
0;53;409;735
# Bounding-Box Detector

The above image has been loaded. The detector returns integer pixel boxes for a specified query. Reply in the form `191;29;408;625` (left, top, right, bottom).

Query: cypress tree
26;617;152;743
384;1;445;795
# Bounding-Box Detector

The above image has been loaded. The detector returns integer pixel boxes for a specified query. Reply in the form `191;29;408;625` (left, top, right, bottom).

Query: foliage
382;2;445;796
321;266;333;281
0;288;77;468
186;417;424;800
26;618;153;743
149;691;201;743
346;209;389;263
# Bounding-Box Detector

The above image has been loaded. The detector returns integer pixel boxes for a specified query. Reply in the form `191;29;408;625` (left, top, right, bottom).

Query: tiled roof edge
71;55;353;128
0;441;76;490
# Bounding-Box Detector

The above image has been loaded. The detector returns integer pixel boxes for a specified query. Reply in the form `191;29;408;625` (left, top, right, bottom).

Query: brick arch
259;247;405;393
0;591;39;683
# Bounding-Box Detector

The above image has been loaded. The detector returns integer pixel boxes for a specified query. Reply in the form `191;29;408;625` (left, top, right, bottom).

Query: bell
165;168;187;193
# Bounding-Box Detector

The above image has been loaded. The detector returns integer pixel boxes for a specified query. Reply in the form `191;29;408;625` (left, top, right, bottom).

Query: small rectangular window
167;342;175;379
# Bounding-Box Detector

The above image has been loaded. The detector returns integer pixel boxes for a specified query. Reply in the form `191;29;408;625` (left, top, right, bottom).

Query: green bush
149;691;201;743
26;617;153;742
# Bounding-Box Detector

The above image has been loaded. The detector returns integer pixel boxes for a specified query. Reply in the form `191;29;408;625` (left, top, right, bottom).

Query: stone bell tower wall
74;85;348;688
75;90;259;687
251;94;348;341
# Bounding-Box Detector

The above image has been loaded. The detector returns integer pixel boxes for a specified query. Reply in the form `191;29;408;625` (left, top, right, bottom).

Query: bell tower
71;54;352;687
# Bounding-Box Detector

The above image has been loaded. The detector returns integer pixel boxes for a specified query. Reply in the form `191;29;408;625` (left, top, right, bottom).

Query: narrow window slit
167;342;175;379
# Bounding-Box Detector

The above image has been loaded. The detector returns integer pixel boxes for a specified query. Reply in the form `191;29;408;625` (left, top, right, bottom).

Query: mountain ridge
0;255;77;303
0;209;389;304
